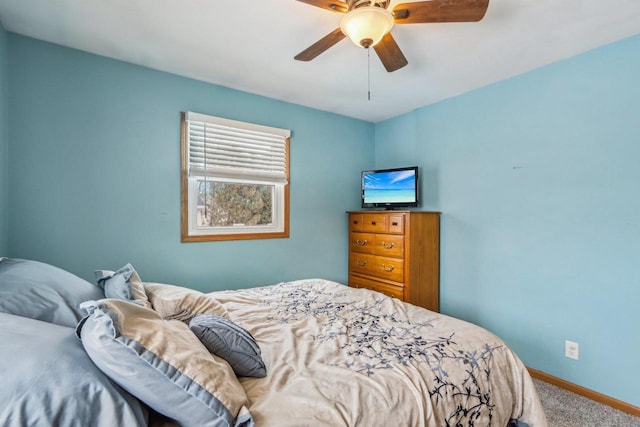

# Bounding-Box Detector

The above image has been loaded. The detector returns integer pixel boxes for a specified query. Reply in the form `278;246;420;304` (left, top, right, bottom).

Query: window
181;112;291;242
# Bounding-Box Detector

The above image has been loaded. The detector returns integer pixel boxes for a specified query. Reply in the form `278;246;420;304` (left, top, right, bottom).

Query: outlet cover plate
565;340;579;360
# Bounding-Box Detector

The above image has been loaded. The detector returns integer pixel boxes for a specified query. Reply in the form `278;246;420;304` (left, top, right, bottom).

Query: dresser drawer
387;214;405;234
372;234;404;258
350;232;375;253
349;253;404;283
361;214;387;233
350;233;404;258
349;214;364;232
350;276;404;299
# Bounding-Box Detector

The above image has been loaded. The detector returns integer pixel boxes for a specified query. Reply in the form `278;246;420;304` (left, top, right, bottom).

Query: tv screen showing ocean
364;189;415;203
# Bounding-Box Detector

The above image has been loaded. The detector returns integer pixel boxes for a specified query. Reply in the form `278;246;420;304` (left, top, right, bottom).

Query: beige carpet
533;379;640;427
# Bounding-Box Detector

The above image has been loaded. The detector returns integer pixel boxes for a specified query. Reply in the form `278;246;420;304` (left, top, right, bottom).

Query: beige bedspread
208;279;547;427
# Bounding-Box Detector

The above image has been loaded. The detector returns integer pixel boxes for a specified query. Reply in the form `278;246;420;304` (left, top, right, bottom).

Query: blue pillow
78;299;254;427
0;312;147;427
94;263;151;308
189;314;266;378
0;258;104;327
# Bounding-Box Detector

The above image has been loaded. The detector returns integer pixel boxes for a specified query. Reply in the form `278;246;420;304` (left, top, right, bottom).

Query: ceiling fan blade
294;28;346;61
393;0;489;24
373;33;408;72
296;0;348;14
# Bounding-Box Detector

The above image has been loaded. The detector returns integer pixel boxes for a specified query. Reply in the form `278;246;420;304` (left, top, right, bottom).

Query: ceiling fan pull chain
367;47;371;101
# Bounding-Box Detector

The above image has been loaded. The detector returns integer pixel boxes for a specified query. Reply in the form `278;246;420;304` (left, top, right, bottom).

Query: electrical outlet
565;340;579;360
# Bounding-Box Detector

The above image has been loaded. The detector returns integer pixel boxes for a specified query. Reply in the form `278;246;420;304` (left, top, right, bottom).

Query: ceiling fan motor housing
349;0;390;9
340;5;395;48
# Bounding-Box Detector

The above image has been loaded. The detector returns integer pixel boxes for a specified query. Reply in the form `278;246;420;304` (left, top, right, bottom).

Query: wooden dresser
347;210;440;312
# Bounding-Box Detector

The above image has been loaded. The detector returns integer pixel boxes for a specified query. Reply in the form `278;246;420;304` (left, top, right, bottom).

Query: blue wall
6;34;373;289
374;34;640;406
0;22;8;255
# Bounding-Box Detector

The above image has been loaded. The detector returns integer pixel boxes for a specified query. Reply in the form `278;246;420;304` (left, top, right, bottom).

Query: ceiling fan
295;0;490;72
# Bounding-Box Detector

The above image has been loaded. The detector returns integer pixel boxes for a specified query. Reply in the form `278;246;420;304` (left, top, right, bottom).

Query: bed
0;257;547;427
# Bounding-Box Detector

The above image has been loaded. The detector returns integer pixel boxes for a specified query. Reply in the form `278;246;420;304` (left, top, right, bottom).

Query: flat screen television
361;166;419;209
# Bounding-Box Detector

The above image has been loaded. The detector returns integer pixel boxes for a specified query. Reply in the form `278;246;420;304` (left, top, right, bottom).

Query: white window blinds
186;112;291;184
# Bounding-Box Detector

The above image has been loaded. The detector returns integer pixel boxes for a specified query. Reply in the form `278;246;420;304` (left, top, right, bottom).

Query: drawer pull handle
392;222;398;226
371;221;376;225
381;264;395;272
380;242;395;249
356;259;368;266
355;239;368;246
353;220;359;225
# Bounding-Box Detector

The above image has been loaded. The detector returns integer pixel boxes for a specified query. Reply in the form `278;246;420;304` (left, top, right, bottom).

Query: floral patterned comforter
208;279;547;427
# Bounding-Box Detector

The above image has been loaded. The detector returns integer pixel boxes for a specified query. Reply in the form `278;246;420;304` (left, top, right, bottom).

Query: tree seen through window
197;181;273;227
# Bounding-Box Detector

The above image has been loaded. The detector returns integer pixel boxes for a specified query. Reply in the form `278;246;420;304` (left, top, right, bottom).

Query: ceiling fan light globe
339;6;394;49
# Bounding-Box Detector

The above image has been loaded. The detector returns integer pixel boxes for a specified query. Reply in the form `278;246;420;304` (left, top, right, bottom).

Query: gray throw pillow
189;313;267;378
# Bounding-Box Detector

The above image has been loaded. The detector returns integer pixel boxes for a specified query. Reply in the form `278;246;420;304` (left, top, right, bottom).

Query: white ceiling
1;0;639;122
